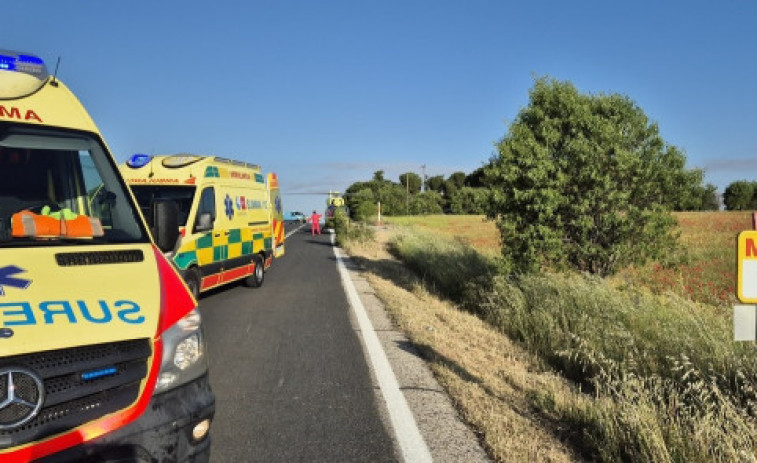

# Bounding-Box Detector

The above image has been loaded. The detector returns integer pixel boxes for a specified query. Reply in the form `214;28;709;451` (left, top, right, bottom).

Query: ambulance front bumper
38;374;215;463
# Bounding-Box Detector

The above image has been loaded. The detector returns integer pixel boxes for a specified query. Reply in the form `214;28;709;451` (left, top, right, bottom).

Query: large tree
409;191;444;215
399;172;422;194
425;175;445;192
465;167;488;187
723;181;755;211
344;179;407;217
448;187;489;214
447;171;467;189
485;77;698;276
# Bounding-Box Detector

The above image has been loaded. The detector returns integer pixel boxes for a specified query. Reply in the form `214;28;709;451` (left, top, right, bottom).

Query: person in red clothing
308;210;322;235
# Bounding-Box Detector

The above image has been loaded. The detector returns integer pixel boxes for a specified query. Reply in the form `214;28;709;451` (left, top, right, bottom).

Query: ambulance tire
185;267;201;300
245;255;265;288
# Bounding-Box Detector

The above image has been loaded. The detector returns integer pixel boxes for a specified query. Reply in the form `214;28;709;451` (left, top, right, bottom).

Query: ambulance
0;49;214;461
324;191;348;230
121;154;285;298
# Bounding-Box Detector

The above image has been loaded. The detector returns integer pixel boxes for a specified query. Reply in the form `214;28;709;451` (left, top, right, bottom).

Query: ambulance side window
79;152;114;227
195;187;215;232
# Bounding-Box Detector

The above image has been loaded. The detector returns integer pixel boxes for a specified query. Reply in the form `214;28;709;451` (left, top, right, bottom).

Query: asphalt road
199;223;397;462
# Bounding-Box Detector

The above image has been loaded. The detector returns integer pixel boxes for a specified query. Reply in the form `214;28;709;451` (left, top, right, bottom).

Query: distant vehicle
284;211;306;223
324;191;349;229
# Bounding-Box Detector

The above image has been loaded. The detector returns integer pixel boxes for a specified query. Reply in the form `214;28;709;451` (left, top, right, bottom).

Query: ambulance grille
55;249;144;266
0;338;151;450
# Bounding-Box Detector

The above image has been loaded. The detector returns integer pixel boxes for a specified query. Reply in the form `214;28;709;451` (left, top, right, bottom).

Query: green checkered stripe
173;228;272;270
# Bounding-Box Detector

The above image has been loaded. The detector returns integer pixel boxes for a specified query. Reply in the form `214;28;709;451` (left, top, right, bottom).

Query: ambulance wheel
245;255;265;288
185;267;201;299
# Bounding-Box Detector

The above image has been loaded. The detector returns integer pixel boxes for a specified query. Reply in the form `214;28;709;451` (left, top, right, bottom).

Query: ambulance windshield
129;186;196;228
0;124;150;246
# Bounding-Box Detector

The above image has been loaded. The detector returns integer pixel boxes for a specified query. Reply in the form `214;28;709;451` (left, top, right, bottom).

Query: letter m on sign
748;238;757;258
738;232;757;303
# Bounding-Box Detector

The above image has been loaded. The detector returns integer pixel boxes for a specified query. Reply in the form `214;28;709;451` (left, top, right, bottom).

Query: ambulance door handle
214;233;222;238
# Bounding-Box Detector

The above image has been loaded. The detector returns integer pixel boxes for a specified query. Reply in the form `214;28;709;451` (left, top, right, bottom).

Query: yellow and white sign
737;231;757;303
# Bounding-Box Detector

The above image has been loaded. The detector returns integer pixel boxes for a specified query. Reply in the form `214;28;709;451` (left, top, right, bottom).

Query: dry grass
342;214;757;462
345;229;582;462
385;212;754;307
614;211;752;306
383;215;501;257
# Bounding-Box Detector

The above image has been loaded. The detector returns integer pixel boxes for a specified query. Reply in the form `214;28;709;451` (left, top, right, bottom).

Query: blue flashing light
127;153;152;168
0;54;17;71
17;54;44;65
0;50;47;79
81;366;118;381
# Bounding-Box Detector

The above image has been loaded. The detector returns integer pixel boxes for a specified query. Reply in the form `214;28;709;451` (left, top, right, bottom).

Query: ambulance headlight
155;308;208;394
0;49;49;98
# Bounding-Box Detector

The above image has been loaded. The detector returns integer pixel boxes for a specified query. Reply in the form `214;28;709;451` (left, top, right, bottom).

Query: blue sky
4;1;756;213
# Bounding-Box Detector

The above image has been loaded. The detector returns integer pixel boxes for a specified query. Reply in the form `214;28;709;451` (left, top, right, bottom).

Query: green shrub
334;211;374;247
484;77;700;276
387;231;496;304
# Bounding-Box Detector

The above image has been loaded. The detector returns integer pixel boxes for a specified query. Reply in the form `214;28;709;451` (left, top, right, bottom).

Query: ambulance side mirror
195;213;213;233
153;199;180;253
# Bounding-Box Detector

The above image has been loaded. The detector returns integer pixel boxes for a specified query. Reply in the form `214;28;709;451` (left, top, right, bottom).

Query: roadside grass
342;229;581;462
385;212;752;307
340;215;757;462
383;215;501;257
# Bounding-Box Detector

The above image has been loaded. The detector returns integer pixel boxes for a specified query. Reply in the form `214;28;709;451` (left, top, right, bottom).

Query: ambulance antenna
50;56;61;87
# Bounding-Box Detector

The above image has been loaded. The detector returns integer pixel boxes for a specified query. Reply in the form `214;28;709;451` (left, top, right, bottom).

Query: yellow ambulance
0;49;214;461
121;155;285;297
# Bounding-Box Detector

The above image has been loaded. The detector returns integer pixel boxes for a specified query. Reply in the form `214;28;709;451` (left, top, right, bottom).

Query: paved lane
200;225;396;462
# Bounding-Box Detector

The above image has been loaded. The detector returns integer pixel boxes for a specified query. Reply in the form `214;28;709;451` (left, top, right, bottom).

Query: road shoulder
334;234;491;463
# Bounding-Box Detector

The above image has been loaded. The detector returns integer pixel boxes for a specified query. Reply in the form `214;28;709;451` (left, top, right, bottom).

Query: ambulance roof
122;154;267;187
126;153;260;171
0;49;98;133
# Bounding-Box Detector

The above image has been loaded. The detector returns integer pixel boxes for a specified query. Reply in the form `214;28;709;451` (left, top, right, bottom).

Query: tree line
723;180;757;210
344;77;730;276
343;169;491;220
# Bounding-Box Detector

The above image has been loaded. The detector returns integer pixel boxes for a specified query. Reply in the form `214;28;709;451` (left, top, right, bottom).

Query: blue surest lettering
77;300;114;324
0;302;36;326
39;301;77;324
0;300;144;326
116;300;145;324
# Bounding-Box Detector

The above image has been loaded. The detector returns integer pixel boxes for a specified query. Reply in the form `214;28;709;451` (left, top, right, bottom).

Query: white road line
285;222;308;238
332;234;433;463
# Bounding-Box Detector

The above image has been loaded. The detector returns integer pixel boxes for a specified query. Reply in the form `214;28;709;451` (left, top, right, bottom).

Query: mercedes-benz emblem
0;367;45;430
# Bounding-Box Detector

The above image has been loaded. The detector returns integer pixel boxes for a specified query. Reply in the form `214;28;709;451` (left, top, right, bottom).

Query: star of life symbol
0;265;31;296
0;367;45;430
224;194;234;220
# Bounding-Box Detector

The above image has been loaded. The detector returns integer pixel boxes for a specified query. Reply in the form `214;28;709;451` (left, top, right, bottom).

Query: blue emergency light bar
0;49;48;80
127;153;153;168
